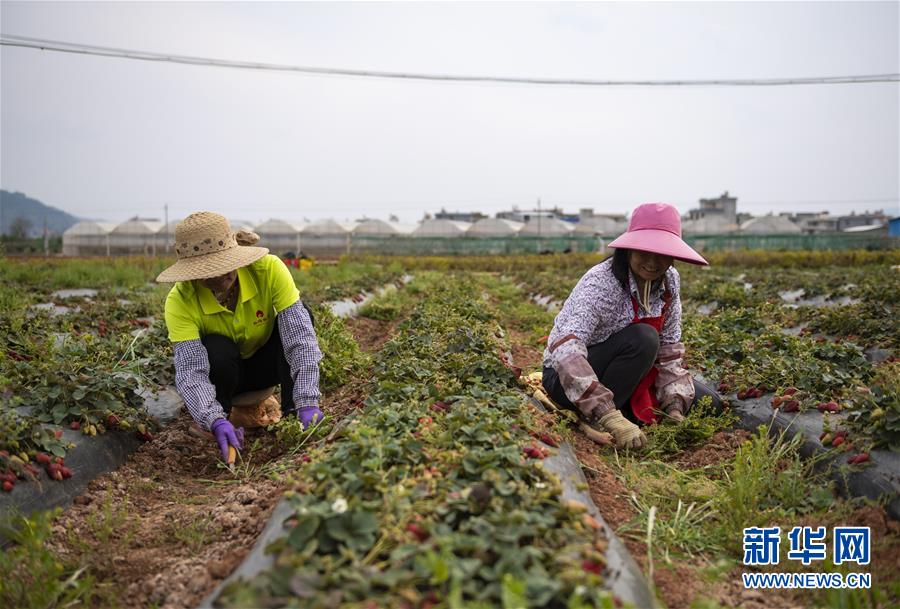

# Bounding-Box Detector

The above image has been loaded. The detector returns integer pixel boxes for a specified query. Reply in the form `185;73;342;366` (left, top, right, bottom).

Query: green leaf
501;573;528;609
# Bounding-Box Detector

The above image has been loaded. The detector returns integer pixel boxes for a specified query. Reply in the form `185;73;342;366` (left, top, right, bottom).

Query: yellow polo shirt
164;254;300;359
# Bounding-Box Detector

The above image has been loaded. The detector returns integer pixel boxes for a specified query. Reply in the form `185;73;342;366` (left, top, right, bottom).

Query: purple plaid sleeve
277;300;323;409
173;339;226;431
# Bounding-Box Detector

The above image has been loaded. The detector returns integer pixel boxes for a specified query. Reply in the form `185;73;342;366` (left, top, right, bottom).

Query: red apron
628;288;671;425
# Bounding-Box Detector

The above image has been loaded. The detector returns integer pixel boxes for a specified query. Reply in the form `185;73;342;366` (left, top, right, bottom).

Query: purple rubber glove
294;406;324;430
210;418;244;462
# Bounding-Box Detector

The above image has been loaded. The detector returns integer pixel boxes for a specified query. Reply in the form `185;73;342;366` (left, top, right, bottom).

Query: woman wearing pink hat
541;202;721;450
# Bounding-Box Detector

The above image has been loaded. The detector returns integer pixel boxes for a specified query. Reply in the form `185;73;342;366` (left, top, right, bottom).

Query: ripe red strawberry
69;421;81;430
54;430;63;439
737;390;748;400
538;433;559;448
60;466;73;479
582;559;603;575
832;436;845;447
106;414;120;428
783;387;798;396
405;523;429;542
35;453;51;465
816;402;841;413
772;396;784;407
847;453;870;465
2;480;12;492
782;400;800;413
430;401;448;413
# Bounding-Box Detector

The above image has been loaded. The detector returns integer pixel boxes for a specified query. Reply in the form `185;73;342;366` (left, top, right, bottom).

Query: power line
2;33;898;87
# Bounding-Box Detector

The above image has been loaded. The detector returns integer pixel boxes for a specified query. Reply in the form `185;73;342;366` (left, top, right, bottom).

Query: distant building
434;209;487;223
837;210;889;232
688;192;737;224
780;211;838;235
497;208;560;223
578;208;626;223
889;217;900;238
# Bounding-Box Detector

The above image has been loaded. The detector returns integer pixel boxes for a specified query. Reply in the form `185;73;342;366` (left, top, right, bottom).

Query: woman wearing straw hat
157;212;323;463
541;203;721;450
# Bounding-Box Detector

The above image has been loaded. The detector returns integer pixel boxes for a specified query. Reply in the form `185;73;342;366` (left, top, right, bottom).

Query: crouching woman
157;211;323;463
542;203;722;450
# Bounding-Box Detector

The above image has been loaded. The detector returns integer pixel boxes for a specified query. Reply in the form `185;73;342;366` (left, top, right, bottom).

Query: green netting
682;233;895;252
346;235;603;255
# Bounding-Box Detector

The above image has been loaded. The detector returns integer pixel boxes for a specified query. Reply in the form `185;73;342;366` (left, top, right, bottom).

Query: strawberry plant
216;276;616;608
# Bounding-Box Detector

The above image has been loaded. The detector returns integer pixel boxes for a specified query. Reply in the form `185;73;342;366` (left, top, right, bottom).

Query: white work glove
597;410;647;450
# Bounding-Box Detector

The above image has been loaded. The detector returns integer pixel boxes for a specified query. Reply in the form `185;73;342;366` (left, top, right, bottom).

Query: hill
0;190;80;237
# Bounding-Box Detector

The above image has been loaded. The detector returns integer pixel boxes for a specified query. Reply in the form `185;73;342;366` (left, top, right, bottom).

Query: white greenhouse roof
413;219;472;237
519;217;576;236
255;219;306;234
302;219;357;235
739;215;802;234
467;218;524;236
63;221;116;236
354;219;401;235
573;217;627;235
111;219;164;234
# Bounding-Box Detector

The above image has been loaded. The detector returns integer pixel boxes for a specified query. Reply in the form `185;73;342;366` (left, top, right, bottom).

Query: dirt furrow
45;314;398;609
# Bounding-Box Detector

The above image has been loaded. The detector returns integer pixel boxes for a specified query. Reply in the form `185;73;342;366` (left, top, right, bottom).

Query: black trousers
542;324;721;425
202;329;295;415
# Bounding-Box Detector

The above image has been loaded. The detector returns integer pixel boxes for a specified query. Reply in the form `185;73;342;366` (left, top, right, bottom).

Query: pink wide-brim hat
608;202;708;265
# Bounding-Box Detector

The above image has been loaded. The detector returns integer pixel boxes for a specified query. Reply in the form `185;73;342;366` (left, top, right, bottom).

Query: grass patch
0;508;107;608
643;396;737;458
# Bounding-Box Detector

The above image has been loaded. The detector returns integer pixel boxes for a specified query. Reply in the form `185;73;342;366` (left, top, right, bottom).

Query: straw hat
156;212;269;282
607;203;708;265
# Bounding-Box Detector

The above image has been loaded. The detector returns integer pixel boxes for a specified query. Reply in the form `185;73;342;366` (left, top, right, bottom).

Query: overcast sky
1;1;898;224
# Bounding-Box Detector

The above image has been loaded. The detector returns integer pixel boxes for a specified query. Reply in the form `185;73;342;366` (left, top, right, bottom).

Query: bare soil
508;329;545;372
45;314;398;609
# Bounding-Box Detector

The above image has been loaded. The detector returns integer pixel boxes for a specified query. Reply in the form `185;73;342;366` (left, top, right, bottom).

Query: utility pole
164;203;169;254
537;197;542;253
43;217;49;255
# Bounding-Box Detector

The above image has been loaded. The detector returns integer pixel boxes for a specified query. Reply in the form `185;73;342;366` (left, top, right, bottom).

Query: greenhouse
109;218;164;255
740;215;802;234
254;219;306;255
413;219;471;237
353;219;411;236
572;216;627;237
300;219;357;257
681;215;739;235
61;221;117;255
518;217;576;236
466;217;524;237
